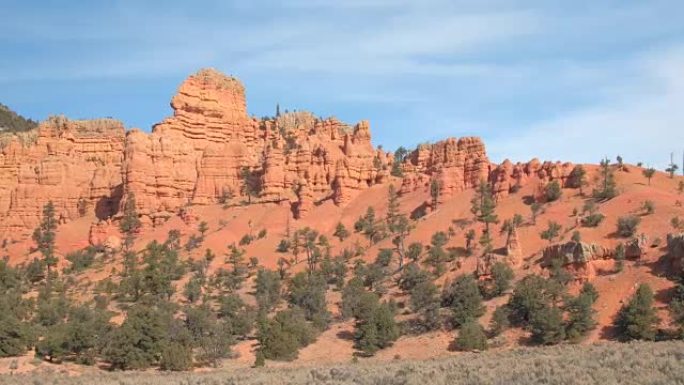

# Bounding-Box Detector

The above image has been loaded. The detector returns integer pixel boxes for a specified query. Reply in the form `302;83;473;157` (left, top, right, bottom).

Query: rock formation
489;159;575;200
400;137;489;200
0;68;402;240
0;116;125;239
542;241;614;282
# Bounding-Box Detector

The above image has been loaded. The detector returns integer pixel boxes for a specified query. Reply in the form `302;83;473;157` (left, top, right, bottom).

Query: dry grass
2;341;683;385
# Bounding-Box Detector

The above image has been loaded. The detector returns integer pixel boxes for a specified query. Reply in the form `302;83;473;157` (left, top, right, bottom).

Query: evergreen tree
391;147;408;177
255;268;281;311
544;180;562;202
441;275;484;327
500;214;524;249
565;291;597;341
430;178;441;210
353;292;399;355
470;180;498;234
287;271;330;329
529;305;566;345
454;320;487;351
354;207;386;247
32;201;58;283
119;193;141;252
540;221;562;244
102;303;171;370
333;222;349;242
614;283;659;341
642;167;656;185
410;279;441;331
593;158;618;200
257;308;315;361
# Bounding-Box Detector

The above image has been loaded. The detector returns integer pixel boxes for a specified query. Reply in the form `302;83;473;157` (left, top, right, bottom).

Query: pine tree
119;193;141;252
333;222;349;242
614;283;659;341
642;167;656;186
441;275;484;327
430;178;441;210
500;214;524;249
593;158;618;200
471;180;498;234
32;201;58;284
565;291;597;341
540;221;562;244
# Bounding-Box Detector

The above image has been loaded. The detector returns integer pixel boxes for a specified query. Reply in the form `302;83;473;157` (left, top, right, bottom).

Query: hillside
0;68;683;375
0;103;37;133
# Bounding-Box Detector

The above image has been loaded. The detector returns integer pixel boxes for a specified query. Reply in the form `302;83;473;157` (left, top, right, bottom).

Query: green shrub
455;320;487;351
616;215;641;237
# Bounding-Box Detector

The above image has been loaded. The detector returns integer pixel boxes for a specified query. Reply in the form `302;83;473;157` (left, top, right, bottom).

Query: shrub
353;293;399;355
581;213;605;228
441;275;484;327
544;180;562;202
257;229;267;239
489;306;510;336
616;215;641;237
160;342;193;371
455;320;487;351
276;239;290;253
258;308;316;361
540;221;562;243
65;247;98;273
641;200;655;215
529;305;566;345
614;283;659;341
239;234;254;246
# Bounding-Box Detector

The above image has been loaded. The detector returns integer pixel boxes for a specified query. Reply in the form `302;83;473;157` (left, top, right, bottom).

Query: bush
353;293;399;355
489;306;510;336
441;275;484;327
276;239;290;253
257;229;267;239
544;181;562;202
581;213;605;228
614;283;659;341
65;247;98;273
239;234;254;246
616;215;641;237
160;342;193;371
641;200;655;215
455;320;487;351
258;308;316;361
529;305;566;345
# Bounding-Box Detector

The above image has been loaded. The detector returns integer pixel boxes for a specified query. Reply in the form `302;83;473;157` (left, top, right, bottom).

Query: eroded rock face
400;137;489;200
0;117;125;240
0;68;404;239
542;241;613;282
489;159;574;200
0;69;501;242
542;241;613;266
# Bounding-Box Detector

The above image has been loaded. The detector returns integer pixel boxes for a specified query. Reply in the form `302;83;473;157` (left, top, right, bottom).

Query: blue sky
1;0;683;169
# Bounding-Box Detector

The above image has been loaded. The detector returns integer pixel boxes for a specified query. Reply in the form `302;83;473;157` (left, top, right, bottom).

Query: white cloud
488;45;684;170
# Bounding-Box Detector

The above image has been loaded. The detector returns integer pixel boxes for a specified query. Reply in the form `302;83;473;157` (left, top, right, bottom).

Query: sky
1;0;683;169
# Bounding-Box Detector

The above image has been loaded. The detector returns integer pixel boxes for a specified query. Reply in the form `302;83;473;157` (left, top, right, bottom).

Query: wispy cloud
0;0;682;169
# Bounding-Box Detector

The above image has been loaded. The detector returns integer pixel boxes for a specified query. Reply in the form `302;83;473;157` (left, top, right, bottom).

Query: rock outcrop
0;68;405;240
0;116;125;239
489;159;575;200
400;137;489;201
542;241;614;282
